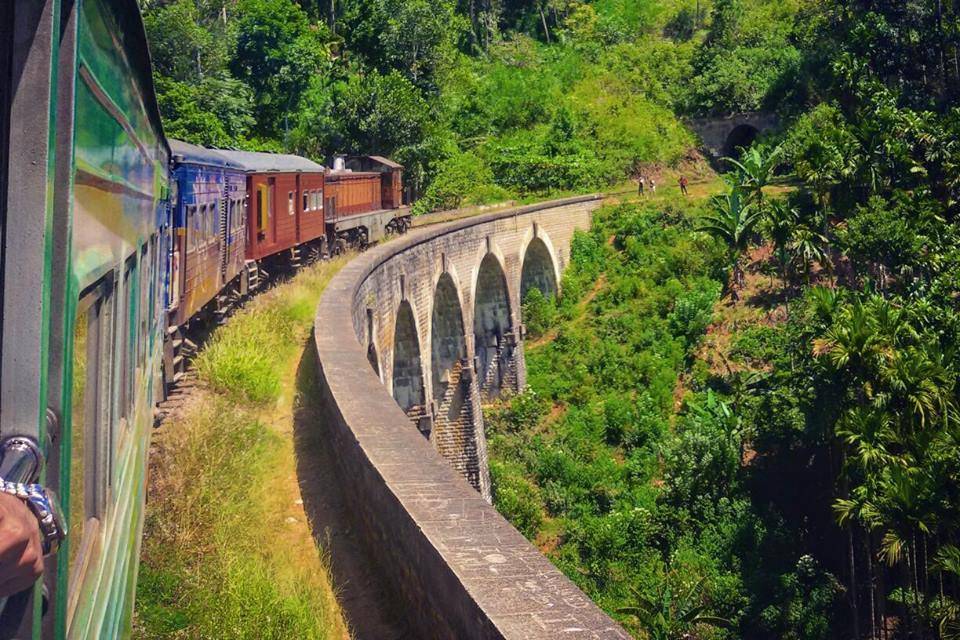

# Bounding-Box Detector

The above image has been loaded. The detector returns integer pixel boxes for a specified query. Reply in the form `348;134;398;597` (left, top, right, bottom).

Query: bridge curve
312;195;630;639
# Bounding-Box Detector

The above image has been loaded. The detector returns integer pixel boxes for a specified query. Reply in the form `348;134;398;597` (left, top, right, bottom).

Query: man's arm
0;493;43;597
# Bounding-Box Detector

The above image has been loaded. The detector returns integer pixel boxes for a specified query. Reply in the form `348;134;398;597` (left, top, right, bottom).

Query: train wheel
334;238;347;255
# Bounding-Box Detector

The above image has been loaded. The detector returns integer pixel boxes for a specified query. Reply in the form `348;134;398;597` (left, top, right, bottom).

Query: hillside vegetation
144;0;960;638
142;0;809;209
135;261;351;639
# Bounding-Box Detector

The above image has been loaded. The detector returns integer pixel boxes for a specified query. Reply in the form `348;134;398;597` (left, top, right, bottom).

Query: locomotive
0;0;407;636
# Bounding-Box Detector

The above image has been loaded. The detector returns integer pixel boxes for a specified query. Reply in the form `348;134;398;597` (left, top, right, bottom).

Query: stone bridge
357;196;595;500
312;195;630;638
689;111;780;159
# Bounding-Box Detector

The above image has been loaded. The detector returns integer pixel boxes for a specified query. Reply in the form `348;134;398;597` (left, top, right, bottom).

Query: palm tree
789;224;832;285
698;188;762;303
616;577;731;640
765;200;801;284
723;143;783;206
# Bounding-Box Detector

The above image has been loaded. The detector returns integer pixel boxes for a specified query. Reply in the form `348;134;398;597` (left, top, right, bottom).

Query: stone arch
365;308;381;379
473;253;514;398
430;272;467;402
723;124;759;159
392;300;426;422
520;236;559;303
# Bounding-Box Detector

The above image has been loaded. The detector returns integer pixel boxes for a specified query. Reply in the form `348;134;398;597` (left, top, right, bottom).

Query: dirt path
292;342;410;640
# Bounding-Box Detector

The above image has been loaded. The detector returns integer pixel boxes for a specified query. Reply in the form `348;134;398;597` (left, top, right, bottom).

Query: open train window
67;275;114;627
288;191;294;215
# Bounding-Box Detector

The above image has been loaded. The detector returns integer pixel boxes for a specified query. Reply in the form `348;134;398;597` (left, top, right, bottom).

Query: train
163;144;409;385
0;0;408;637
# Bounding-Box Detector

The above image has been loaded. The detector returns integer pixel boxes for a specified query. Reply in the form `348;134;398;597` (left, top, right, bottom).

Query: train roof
169;139;246;170
365;155;403;169
214;149;326;173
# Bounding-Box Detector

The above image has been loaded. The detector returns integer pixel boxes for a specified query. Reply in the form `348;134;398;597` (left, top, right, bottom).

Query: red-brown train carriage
216;150;328;286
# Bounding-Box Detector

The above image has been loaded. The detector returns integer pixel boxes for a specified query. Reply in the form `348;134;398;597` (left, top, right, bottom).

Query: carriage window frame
317;189;323;211
119;254;136;423
288;190;294;216
185;205;195;252
67;273;114;627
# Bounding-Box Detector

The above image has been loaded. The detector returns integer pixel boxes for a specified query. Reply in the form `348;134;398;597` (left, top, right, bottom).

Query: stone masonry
313;195;631;638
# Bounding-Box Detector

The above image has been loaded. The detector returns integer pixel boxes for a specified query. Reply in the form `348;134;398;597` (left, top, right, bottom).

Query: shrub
522;288;558;339
491;462;545;538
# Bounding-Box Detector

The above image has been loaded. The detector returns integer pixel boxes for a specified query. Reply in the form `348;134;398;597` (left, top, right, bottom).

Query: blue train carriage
165;140;246;386
0;0;170;637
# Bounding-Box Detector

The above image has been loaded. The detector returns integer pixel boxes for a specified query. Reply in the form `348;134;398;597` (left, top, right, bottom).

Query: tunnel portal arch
520;236;558;303
723;124;759;159
392;300;425;421
473;253;513;398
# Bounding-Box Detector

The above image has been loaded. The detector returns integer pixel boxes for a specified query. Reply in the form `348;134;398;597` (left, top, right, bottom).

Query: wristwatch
0;480;66;556
0;437;66;556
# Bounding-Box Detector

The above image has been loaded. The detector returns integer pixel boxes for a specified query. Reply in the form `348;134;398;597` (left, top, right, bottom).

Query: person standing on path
638;175;646;197
650;178;657;194
679;175;689;196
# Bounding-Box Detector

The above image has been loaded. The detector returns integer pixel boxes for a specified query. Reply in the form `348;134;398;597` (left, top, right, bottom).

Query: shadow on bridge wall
311;196;631;639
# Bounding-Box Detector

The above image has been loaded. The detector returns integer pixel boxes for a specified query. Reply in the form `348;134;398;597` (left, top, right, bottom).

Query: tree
698;188;762;302
616;574;731;640
380;0;466;92
231;0;331;138
724;144;783;207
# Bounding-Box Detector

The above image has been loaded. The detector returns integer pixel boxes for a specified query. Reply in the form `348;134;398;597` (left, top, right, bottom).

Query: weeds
136;260;350;639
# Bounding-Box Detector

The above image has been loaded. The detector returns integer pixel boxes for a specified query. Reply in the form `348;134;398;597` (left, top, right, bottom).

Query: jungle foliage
490;2;960;638
142;0;960;638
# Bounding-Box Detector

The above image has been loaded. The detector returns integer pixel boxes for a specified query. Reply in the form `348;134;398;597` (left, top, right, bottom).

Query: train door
254;178;275;252
0;0;72;637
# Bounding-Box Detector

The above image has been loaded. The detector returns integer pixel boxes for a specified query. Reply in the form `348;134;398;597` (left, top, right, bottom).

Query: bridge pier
431;357;491;500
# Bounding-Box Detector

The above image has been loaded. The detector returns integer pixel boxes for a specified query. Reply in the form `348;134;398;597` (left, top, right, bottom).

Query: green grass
135;259;351;640
194;265;343;404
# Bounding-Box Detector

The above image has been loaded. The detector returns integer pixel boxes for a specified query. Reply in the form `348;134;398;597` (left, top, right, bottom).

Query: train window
185;205;195;252
288;191;294;216
310;191;318;211
67;276;113;626
234;199;245;231
206;203;215;244
138;242;149;365
302;191;309;211
119;255;136;422
318;190;323;210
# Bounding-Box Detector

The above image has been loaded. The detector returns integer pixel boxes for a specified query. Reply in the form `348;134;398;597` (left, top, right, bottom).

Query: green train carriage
0;0;170;637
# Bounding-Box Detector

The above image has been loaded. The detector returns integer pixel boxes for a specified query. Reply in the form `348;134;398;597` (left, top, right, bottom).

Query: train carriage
1;0;170;637
325;156;411;247
167;140;247;328
214;150;327;277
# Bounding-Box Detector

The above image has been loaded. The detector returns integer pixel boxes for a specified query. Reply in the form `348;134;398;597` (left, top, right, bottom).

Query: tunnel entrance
392;301;426;431
473;254;513;399
723;124;759;159
520;237;558;302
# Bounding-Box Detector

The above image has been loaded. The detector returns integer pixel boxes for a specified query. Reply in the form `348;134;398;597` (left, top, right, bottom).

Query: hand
0;493;43;597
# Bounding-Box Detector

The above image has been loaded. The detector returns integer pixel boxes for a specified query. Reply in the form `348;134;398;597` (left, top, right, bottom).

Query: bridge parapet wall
313;195;631;639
